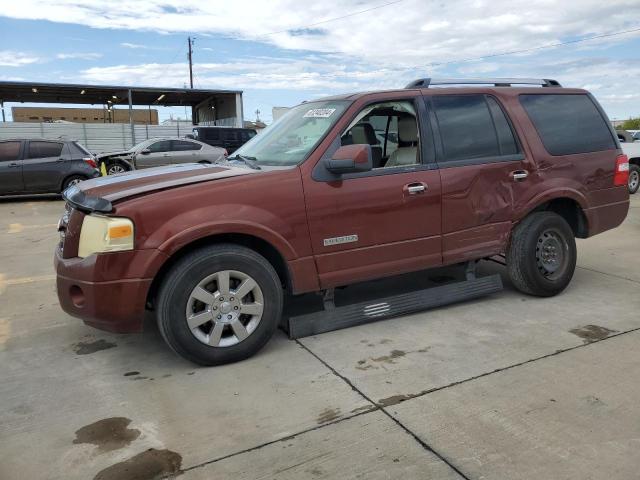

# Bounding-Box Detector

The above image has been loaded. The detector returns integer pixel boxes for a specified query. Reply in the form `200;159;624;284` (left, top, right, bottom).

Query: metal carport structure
0;81;244;143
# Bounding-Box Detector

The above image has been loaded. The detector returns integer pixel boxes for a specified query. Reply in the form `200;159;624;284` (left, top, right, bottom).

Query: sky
1;0;640;124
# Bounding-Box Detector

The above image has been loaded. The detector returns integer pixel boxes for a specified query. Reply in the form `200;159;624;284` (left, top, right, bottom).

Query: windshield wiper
226;154;261;170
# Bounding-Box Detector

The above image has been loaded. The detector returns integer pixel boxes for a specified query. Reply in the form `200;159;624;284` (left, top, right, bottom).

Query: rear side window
520;94;616;155
172;140;201;151
223;130;238;141
433;95;519;163
0;141;21;161
204;129;220;140
28;141;63;159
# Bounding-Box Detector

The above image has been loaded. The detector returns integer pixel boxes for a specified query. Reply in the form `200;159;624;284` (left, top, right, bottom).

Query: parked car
0;138;99;195
96;137;226;175
55;78;629;366
190;127;257;154
620;141;640;194
616;130;635;143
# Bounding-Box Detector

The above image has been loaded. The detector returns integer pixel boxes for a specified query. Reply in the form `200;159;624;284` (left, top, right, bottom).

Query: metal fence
0;121;234;153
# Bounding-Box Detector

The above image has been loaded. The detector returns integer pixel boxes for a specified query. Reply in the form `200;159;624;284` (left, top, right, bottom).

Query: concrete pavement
1;194;639;479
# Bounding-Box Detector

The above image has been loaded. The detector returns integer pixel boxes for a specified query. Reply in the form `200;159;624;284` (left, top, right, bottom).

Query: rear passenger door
23;140;66;192
428;94;531;264
170;140;202;163
0;141;24;194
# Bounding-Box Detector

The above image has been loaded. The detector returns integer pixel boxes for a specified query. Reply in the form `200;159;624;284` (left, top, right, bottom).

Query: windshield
232;100;349;166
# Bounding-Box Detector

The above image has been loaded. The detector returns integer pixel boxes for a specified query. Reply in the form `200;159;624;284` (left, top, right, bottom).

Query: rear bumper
54;249;152;333
585;198;630;237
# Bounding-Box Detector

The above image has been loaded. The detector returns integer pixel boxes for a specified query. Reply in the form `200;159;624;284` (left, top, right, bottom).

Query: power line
256;0;404;36
425;26;640;67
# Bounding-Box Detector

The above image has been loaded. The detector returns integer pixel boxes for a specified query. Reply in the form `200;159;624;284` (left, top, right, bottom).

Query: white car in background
621;141;640;194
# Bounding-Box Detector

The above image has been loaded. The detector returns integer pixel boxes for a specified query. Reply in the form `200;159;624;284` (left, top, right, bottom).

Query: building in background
11;106;159;124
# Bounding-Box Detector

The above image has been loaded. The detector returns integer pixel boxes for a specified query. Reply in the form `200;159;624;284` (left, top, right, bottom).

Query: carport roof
0;81;241;106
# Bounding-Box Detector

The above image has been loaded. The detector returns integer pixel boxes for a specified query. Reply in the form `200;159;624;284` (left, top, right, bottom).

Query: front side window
0;141;21;162
27;141;63;159
520;94;616;156
232;100;349;166
148;140;171;153
340;100;420;169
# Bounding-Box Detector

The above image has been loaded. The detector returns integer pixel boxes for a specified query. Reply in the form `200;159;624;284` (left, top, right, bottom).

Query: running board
287;274;503;339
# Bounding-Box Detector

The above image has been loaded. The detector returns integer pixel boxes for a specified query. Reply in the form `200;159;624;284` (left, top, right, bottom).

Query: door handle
404;182;428;195
511;170;529;181
8;162;19;168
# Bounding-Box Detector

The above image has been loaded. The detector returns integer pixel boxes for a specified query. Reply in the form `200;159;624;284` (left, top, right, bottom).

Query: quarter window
433;95;518;163
27;141;63;159
520;94;616;156
0;141;21;162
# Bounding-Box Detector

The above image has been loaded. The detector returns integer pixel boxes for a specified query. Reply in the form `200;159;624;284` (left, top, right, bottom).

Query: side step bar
287;274;503;339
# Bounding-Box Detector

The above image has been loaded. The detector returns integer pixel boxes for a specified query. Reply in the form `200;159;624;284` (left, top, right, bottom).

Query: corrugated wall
0;122;195;153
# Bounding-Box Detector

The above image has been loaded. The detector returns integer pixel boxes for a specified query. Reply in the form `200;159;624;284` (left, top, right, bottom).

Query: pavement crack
577;265;640;284
296;340;473;480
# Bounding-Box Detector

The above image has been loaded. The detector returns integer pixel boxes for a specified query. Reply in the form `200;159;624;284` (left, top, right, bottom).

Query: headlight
78;215;134;258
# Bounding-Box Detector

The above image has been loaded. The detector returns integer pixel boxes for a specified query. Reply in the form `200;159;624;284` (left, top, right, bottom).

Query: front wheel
507;212;577;297
156;244;283;365
629;164;639;194
106;160;131;175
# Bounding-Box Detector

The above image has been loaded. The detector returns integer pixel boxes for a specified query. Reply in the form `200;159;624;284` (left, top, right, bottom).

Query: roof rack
405;78;561;88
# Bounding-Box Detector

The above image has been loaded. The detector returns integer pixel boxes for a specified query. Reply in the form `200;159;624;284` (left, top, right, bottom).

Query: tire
629;164;640;194
106;160;130;175
156;244;283;366
61;175;87;191
507;212;577;297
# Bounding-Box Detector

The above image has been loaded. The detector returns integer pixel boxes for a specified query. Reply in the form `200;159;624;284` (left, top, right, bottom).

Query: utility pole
187;36;194;89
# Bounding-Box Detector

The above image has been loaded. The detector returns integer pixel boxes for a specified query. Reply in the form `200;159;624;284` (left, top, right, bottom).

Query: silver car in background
97;137;227;174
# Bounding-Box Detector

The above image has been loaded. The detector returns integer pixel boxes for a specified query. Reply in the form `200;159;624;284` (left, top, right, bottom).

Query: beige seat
386;117;418;167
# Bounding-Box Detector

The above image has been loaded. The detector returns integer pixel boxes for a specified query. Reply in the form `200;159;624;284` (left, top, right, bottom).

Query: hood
63;163;256;213
96;149;133;159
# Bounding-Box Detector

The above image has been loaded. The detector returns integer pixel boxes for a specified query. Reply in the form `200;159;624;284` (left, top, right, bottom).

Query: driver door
302;97;442;288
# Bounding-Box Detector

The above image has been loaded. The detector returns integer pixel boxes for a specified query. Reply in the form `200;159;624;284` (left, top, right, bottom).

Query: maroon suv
55;78;630;365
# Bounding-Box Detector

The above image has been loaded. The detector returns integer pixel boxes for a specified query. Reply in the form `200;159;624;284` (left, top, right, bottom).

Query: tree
621;118;640;130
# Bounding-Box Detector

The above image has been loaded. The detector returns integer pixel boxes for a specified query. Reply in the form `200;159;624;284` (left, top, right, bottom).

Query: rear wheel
507;212;576;297
629;164;639;194
106;161;130;175
157;244;283;365
62;175;86;191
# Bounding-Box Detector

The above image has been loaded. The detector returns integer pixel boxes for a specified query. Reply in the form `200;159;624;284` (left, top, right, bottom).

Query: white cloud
0;50;39;67
56;52;102;60
2;0;640;66
120;42;148;49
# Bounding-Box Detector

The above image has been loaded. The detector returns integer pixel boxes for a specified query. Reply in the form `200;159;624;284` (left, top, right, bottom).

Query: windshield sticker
303;108;336;118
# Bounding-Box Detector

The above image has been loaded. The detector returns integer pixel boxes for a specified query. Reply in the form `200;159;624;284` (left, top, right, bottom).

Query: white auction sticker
303;108;336;118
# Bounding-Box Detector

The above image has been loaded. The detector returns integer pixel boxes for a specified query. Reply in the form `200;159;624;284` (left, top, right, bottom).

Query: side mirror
140;149;151;155
324;144;372;175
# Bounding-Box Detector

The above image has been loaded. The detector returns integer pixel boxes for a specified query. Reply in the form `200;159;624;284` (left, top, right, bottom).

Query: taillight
83;157;97;169
614;154;629;187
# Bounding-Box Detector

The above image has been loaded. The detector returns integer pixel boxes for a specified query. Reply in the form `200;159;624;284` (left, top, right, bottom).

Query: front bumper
55;249;153;333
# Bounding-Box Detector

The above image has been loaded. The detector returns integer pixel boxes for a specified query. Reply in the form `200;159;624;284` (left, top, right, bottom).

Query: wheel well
146;233;291;309
628;157;640;167
532;198;588;238
60;174;87;192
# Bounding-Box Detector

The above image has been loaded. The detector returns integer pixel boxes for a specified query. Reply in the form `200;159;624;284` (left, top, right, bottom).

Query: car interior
341;101;420;168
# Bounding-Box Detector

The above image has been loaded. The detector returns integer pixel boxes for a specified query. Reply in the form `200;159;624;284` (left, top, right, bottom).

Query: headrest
351;123;378;145
398;117;418;143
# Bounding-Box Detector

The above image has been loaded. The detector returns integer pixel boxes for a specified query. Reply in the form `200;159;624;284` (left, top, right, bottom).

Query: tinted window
222;130;238;141
69;142;91;157
27;141;63;159
433;95;501;162
172;140;201;151
0;141;21;162
148;140;171;153
203;129;219;140
520;94;616;155
486;97;519;156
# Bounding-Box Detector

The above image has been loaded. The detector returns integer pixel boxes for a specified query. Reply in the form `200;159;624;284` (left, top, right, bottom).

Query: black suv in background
190;126;257;154
0;138;99;195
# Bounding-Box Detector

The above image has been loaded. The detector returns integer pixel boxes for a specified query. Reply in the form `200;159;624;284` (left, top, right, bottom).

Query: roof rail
405;78;561;88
